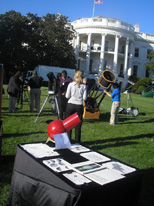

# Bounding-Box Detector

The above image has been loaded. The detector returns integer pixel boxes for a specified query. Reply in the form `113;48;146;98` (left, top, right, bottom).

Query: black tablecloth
8;142;143;206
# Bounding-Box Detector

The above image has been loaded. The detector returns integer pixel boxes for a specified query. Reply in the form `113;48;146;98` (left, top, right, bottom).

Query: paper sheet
21;143;59;158
69;144;90;153
63;172;91;185
85;168;125;185
80;151;110;163
53;132;71;149
102;161;136;175
43;158;71;172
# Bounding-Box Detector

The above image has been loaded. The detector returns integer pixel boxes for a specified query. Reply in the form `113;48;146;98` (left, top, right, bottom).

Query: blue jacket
111;88;120;102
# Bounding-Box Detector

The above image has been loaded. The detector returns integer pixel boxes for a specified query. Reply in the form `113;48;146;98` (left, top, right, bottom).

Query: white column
100;34;106;73
75;33;80;68
113;35;119;74
128;41;134;76
86;33;91;74
124;38;129;77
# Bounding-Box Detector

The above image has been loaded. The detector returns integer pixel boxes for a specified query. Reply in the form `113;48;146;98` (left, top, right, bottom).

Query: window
79;41;81;50
147;49;152;58
104;60;107;70
122;46;125;54
89;59;93;73
133;65;138;76
119;64;124;77
91;41;94;50
105;41;108;51
78;59;80;70
134;48;139;57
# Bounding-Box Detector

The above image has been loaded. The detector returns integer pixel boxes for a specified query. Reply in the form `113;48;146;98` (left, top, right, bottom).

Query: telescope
83;70;116;119
47;112;81;141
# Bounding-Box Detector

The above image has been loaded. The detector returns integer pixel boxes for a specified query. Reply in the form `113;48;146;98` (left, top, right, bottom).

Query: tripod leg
55;96;60;119
35;95;49;123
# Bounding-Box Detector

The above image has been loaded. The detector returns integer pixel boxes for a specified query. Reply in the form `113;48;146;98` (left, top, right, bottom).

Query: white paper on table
69;144;90;153
102;161;136;175
43;158;71;173
63;171;91;185
53;132;71;149
21;143;59;158
80;151;111;163
85;168;125;185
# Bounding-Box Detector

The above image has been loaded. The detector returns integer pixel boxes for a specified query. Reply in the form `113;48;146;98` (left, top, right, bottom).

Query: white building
70;17;154;91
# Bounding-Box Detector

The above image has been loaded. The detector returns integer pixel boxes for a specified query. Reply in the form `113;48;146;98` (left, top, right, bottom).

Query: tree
0;11;76;82
40;13;76;68
145;50;154;78
0;11;30;74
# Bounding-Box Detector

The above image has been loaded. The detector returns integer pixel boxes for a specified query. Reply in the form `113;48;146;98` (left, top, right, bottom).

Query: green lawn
0;85;154;205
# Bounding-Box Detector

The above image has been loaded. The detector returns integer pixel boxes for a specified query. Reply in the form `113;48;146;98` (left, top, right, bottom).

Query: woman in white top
65;71;87;143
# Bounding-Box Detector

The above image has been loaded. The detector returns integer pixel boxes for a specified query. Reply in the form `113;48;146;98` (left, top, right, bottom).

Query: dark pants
57;92;68;120
66;103;83;143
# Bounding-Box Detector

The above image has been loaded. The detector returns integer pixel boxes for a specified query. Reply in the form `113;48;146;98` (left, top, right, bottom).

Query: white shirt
65;82;87;105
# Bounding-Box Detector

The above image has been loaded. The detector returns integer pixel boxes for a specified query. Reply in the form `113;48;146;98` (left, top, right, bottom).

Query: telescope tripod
35;91;60;123
121;91;133;109
120;91;139;117
16;86;30;109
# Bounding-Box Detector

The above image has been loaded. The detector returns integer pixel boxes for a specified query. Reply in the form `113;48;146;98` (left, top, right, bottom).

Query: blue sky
0;0;154;34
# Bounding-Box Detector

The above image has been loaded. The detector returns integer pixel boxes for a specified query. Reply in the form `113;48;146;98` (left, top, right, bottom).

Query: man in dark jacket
7;71;22;113
57;70;72;120
29;70;43;113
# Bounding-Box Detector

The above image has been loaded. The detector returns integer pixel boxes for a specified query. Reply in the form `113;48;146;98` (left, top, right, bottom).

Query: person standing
57;70;72;120
104;83;121;125
7;71;22;113
29;70;42;113
65;70;87;143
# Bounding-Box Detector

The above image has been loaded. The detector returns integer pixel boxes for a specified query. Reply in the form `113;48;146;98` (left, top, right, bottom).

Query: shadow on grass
0;155;15;165
90;141;139;151
43;119;56;124
2;112;38;117
0;155;15;184
84;113;136;123
84;113;111;123
120;118;154;124
2;131;45;139
84;133;154;150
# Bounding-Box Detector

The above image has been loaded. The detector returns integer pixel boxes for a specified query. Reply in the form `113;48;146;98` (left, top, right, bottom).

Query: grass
0;84;154;205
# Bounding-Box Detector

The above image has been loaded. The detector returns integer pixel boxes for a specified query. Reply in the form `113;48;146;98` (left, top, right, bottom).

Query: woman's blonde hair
74;70;83;87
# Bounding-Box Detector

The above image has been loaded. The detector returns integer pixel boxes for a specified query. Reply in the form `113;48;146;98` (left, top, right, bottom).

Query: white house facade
69;17;154;91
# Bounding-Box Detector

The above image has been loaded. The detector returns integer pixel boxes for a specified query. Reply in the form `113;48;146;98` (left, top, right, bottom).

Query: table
8;142;142;206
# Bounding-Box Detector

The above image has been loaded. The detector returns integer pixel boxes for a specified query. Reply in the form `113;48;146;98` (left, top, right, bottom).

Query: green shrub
129;77;152;93
136;86;145;94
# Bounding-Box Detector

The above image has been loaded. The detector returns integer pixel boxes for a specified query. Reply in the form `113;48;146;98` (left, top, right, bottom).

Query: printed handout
21;143;59;158
80;151;111;163
69;144;90;153
102;161;136;175
85;168;125;185
43;158;71;173
63;171;91;185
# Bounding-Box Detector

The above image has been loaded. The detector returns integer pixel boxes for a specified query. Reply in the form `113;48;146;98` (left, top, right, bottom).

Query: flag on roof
95;0;103;4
